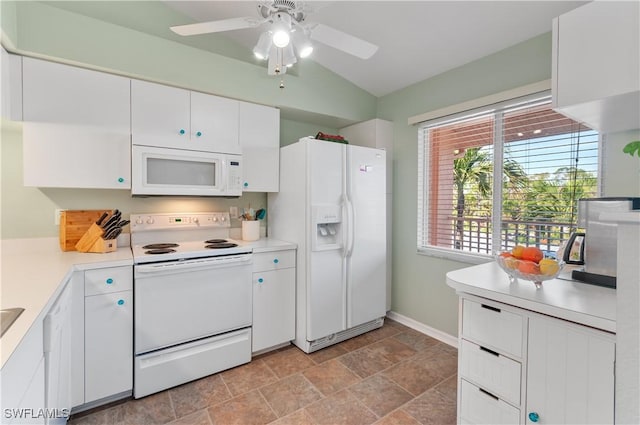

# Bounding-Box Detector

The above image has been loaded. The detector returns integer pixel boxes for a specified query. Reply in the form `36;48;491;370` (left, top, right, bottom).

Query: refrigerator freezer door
346;145;387;328
307;141;347;340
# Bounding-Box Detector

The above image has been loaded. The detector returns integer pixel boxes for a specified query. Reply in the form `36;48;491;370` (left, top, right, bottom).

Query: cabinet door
131;79;190;149
526;315;615;425
85;291;133;403
239;102;280;192
23;122;131;189
252;268;295;352
22;57;130;131
191;91;240;154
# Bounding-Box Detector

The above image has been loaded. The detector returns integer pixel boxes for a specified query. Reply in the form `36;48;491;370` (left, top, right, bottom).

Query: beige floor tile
392;330;441;352
413;344;458;380
339;346;395;378
383;359;446;396
167;409;212;425
169;374;232;418
221;359;278;396
259;374;323;417
403;389;457;425
374;409;422;425
207;390;277;425
262;346;316;378
303;359;360;396
339;333;377;352
367;338;417;363
308;343;348;364
434;374;458;401
305;390;377;425
270;409;316;425
349;374;414;417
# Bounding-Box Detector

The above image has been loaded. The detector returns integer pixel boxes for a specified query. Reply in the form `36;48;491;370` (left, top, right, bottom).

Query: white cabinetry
1;47;22;121
21;57;131;189
131;80;240;154
339;118;393;310
251;249;295;353
84;266;132;404
552;1;640;132
0;320;45;424
238;101;280;192
458;296;615;425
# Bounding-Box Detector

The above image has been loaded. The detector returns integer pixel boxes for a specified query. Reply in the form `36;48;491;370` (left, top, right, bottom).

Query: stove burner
145;248;177;254
205;239;228;244
205;243;238;249
143;243;179;249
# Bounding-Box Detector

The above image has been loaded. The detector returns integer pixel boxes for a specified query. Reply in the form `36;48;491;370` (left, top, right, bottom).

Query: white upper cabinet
552;1;640;132
21;57;131;189
238;101;280;192
131;80;240;154
22;57;130;131
1;47;22;121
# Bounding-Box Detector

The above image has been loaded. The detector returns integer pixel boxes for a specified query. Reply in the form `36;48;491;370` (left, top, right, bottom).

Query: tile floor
69;319;458;425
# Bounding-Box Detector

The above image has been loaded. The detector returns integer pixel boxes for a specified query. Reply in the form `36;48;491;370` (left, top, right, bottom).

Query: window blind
417;95;599;258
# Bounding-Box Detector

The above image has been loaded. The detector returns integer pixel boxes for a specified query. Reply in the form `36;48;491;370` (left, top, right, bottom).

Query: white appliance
131;145;243;196
130;212;252;398
268;137;387;353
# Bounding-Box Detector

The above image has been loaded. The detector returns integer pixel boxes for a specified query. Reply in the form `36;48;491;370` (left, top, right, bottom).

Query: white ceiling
163;1;587;97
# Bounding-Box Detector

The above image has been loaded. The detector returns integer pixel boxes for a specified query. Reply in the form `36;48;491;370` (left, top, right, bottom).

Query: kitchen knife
96;211;109;226
104;219;129;239
101;209;120;231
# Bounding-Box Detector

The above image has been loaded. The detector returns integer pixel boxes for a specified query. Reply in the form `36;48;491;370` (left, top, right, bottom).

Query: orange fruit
521;247;544;264
499;252;514;258
511;245;525;259
518;260;540;275
539;258;560;276
504;257;519;270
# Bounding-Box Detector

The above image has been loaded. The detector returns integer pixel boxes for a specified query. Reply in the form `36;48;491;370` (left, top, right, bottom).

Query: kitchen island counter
1;237;133;368
446;261;616;333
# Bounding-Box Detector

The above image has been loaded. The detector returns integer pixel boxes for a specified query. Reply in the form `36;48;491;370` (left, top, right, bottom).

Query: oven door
134;254;252;354
132;145;235;196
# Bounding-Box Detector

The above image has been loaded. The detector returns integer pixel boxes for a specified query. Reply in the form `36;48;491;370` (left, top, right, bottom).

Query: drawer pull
106;278;114;284
528;412;540;423
481;304;501;313
273;258;279;264
479;387;499;401
480;346;500;357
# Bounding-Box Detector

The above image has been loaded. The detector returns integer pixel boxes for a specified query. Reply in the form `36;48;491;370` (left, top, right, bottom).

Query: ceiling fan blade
309;23;378;59
170;17;262;36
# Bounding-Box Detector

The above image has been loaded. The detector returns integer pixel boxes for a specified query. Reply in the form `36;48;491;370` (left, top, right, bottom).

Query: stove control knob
192;217;199;224
212;216;218;222
146;217;154;225
135;217;143;225
220;216;226;222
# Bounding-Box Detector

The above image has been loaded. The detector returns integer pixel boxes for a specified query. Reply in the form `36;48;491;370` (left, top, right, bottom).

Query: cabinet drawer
462;299;524;358
85;266;132;296
252;250;295;272
460;379;520;425
460;339;521;406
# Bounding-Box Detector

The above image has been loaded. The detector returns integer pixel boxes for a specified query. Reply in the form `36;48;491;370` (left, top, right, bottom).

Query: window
417;94;599;261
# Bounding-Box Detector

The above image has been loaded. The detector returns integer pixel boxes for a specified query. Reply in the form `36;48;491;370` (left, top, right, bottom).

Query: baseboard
386;311;458;348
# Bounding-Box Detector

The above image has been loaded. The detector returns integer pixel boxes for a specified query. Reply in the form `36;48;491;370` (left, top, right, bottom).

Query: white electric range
130;212;253;398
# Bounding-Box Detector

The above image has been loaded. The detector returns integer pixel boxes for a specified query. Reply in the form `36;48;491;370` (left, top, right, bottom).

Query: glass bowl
495;253;564;289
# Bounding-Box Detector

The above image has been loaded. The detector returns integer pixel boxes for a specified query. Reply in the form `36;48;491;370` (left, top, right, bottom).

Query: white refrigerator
268;137;386;353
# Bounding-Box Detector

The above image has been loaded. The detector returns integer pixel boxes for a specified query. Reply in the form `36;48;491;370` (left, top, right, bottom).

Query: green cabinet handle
179;129;186;135
196;131;202;137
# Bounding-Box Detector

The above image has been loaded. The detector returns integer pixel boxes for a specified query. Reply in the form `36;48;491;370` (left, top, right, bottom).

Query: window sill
417;247;493;265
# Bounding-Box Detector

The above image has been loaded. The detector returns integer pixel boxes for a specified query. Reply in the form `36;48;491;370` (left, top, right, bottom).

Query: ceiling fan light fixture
282;44;297;67
253;31;272;60
271;12;292;48
272;29;290;48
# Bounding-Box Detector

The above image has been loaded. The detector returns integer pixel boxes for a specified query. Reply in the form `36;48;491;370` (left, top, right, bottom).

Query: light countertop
0;236;296;368
446;261;616;333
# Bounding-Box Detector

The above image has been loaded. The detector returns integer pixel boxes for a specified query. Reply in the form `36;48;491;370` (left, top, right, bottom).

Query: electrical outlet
54;209;66;225
230;206;239;219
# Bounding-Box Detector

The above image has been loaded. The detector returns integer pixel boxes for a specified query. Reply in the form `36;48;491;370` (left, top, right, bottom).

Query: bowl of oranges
496;245;563;289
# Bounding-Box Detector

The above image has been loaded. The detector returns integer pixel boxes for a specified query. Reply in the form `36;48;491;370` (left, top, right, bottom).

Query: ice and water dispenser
312;205;342;251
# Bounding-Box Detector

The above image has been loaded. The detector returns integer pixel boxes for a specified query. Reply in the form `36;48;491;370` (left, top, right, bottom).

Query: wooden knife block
60;210;113;251
75;223;118;253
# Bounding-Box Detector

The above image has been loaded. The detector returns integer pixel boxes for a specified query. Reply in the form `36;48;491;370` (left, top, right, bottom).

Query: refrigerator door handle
345;196;355;258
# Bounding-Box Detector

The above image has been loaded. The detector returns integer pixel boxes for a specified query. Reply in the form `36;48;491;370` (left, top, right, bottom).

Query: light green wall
378;33;561;337
0;1;374;240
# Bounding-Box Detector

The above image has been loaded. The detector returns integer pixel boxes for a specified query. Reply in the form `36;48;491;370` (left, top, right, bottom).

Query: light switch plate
230;206;239;219
54;208;66;225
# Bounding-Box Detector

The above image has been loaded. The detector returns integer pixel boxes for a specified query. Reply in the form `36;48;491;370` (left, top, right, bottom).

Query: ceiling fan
170;0;378;77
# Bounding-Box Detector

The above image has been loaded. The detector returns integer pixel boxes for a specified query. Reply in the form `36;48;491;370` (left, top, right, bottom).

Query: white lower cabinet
251;250;295;353
84;267;133;404
458;296;615;425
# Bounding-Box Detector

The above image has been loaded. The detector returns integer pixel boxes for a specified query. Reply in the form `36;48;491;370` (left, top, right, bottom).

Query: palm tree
453;147;528;250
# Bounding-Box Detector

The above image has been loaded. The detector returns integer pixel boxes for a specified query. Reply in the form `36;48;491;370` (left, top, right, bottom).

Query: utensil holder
75;223;117;253
242;220;260;241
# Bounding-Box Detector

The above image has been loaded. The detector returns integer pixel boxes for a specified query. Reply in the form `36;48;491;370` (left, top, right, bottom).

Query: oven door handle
135;255;252;274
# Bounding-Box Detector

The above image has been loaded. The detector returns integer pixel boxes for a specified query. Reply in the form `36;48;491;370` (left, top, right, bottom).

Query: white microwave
132;145;243;196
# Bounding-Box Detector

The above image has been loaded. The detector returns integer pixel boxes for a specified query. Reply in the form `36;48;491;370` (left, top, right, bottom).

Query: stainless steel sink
1;308;25;337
